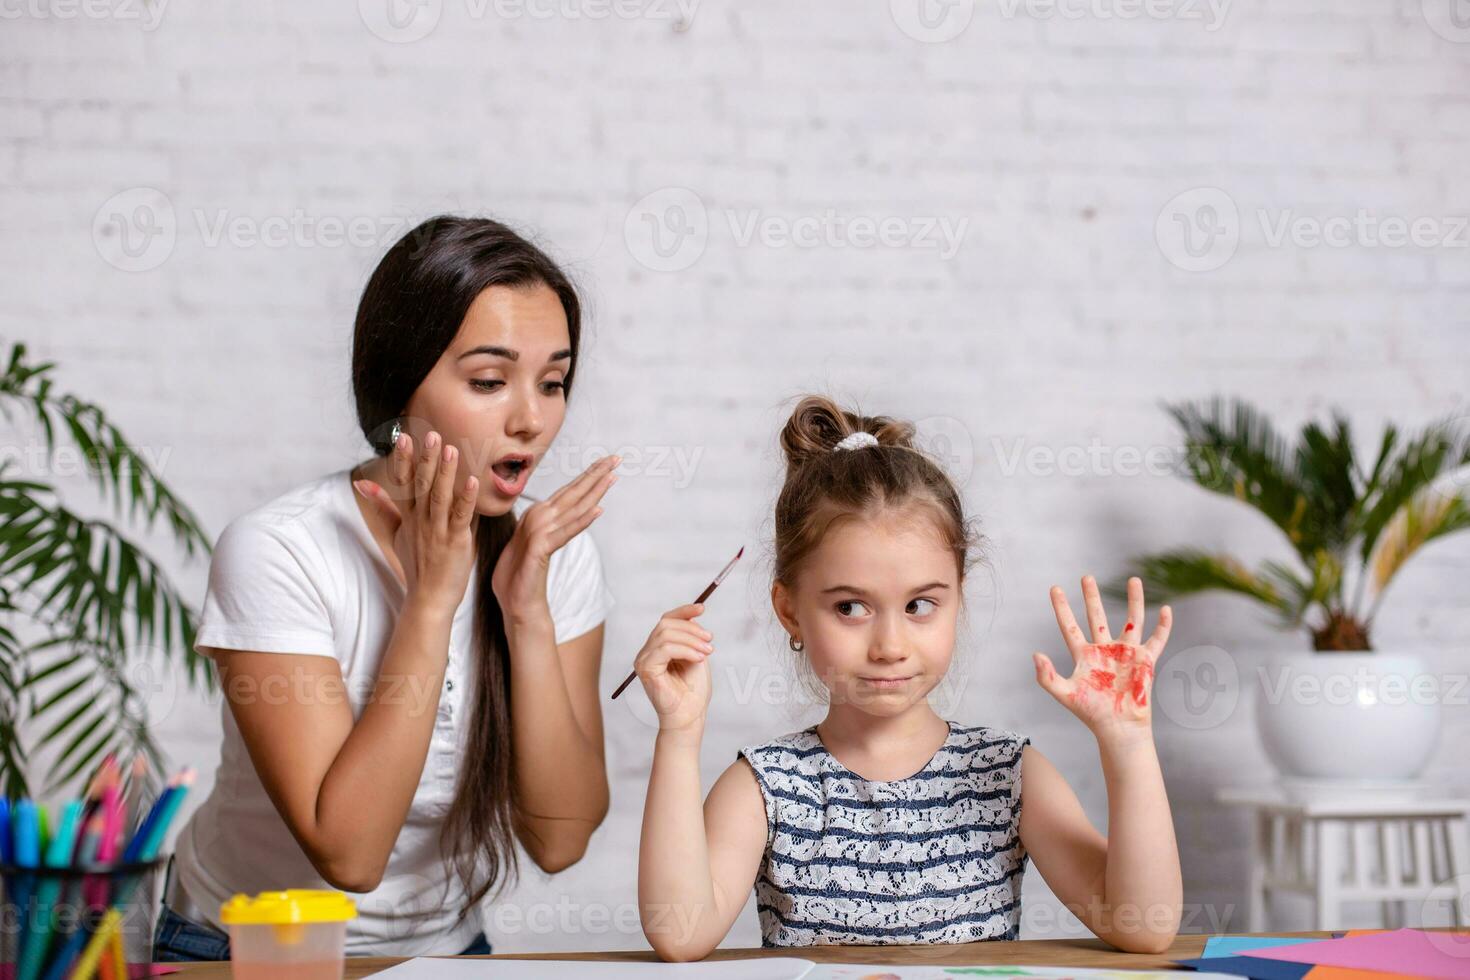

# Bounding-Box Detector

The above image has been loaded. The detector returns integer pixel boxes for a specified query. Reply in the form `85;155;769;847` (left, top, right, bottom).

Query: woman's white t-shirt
173;468;615;956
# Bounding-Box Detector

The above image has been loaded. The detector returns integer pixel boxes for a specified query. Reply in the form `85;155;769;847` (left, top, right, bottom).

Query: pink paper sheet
1242;928;1470;979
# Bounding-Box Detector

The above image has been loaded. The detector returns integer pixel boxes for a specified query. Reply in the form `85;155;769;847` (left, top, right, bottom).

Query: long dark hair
351;214;582;914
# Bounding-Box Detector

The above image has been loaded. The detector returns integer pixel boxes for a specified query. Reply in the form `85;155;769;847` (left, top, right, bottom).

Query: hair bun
778;395;917;471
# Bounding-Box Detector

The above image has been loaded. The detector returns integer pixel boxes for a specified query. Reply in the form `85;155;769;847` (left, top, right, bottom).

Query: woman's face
773;510;961;718
404;282;572;517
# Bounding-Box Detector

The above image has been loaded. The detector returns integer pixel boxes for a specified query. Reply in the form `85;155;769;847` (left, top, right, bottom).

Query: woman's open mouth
489;453;534;497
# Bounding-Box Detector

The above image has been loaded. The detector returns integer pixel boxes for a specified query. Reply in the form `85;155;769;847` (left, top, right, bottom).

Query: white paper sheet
366;956;817;979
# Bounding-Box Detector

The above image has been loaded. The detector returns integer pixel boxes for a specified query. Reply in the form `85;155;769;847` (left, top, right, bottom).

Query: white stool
1217;789;1470;932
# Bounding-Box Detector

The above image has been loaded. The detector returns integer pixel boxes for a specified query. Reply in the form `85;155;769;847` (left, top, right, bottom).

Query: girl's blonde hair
773;395;982;592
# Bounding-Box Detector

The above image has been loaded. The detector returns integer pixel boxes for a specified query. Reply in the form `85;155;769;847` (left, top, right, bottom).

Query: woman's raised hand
490;454;619;626
354;430;480;611
634;603;714;733
1032;575;1173;740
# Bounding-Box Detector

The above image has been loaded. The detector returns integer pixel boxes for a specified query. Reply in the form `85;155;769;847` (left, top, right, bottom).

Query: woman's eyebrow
457;345;573;363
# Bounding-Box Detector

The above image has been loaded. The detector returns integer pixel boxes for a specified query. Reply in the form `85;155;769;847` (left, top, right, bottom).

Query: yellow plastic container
220;890;357;980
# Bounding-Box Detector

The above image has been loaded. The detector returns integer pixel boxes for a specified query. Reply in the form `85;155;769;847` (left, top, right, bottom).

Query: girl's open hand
1032;575;1173;740
491;454;619;626
634;603;714;733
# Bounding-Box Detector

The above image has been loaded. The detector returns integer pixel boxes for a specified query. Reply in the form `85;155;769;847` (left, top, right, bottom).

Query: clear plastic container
220;889;357;980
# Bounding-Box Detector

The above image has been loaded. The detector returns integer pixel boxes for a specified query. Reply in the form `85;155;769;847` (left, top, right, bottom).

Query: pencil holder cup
220;890;357;980
0;858;163;980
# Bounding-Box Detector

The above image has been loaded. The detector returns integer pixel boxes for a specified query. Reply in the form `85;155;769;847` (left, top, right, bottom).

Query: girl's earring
788;635;804;652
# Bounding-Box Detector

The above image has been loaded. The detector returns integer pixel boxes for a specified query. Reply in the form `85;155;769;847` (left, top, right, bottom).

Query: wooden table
160;929;1335;976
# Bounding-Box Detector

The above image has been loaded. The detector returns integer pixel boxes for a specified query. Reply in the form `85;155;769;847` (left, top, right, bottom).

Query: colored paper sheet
1204;938;1332;959
1240;928;1470;979
1175;955;1315;980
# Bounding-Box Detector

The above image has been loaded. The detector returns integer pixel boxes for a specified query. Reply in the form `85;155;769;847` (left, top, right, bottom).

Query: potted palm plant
0;342;212;799
1123;397;1469;788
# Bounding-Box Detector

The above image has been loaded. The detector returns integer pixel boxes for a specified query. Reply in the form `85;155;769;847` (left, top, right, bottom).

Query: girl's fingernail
353;480;372;497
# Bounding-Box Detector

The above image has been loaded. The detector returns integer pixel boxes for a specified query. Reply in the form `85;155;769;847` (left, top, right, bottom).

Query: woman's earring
388;419;403;449
788;635;803;652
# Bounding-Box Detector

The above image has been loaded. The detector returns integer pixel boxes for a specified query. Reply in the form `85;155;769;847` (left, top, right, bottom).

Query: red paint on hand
1072;644;1155;715
1130;661;1154;707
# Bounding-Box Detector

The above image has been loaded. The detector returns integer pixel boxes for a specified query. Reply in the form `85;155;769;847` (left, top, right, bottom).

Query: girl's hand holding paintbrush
633;603;716;733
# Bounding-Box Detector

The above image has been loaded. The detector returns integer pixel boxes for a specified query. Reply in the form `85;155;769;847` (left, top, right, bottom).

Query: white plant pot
1254;652;1442;796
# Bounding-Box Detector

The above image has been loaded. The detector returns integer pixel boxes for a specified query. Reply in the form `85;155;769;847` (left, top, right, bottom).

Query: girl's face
773;510;961;718
404;283;572;517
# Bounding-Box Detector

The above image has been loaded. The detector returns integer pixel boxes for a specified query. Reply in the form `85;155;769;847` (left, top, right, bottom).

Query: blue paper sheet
1174;955;1314;980
1202;937;1335;959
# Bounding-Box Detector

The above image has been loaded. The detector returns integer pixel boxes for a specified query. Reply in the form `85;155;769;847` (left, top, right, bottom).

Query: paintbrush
610;545;744;700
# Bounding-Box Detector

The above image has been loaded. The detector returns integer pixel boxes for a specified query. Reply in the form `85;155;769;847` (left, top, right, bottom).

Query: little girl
633;396;1183;960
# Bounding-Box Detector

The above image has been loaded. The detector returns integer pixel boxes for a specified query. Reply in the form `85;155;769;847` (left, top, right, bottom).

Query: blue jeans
151;903;494;962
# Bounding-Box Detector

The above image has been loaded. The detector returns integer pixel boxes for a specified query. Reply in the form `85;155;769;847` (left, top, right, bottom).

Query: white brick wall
3;0;1468;953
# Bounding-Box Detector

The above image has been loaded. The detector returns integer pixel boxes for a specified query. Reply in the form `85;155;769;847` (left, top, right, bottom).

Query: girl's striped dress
737;721;1030;946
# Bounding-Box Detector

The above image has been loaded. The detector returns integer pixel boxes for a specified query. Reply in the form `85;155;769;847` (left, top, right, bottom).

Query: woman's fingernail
353;480;372;498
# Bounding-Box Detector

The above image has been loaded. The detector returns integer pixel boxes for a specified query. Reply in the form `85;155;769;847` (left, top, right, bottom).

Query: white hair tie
834;431;879;452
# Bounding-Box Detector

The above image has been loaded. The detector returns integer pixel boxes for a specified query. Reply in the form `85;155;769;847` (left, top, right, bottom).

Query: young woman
155;216;619;960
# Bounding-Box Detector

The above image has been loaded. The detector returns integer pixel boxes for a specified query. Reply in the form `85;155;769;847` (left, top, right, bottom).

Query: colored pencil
121;755;148;837
95;784;124;865
0;796;11;865
69;907;122;980
139;769;194;861
119;773;177;864
35;802;50;855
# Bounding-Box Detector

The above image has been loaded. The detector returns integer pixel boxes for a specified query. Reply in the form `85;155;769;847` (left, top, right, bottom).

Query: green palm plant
1121;397;1470;652
0;342;213;798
